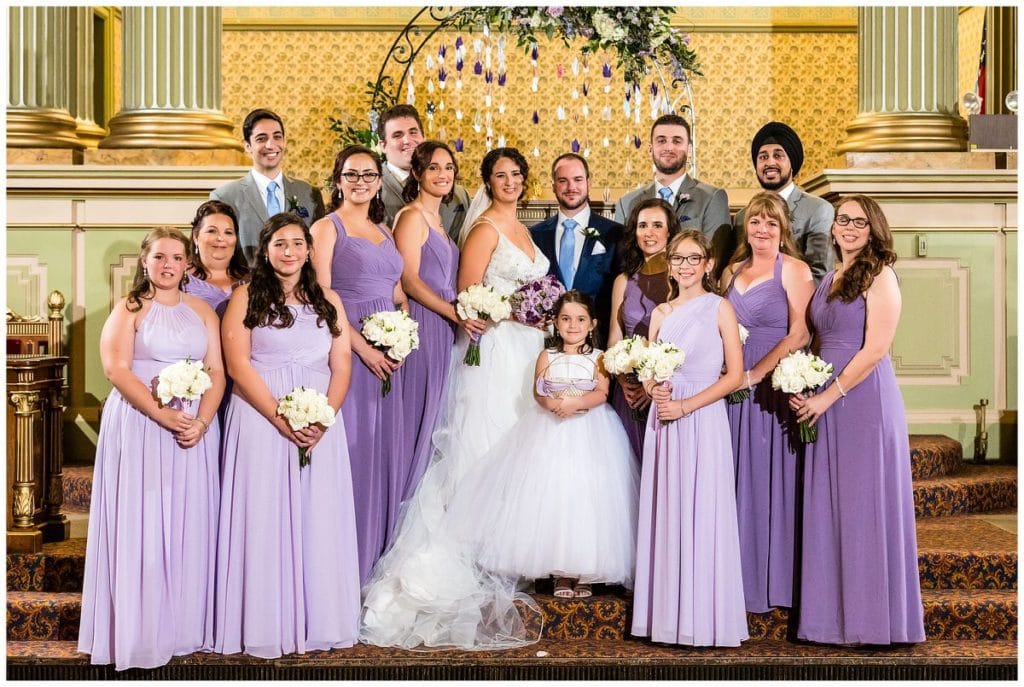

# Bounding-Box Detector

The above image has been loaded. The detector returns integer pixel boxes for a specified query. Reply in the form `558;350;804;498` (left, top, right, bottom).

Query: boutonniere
579;226;602;240
288;195;310;219
677;193;691;203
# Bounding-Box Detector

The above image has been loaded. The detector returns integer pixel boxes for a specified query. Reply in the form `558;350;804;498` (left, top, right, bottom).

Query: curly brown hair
727;191;801;269
243;213;341;336
829;194;897;303
125;227;190;312
188;199;250;283
666;230;718;299
402;140;458;205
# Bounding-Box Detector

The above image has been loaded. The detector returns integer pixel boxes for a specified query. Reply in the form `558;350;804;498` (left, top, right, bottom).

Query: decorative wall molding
891;259;969;384
109;254;138;313
6;257;48;319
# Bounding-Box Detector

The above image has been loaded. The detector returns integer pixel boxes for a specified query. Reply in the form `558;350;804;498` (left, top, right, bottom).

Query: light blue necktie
658;186;673;204
266;180;281;216
559;218;578;288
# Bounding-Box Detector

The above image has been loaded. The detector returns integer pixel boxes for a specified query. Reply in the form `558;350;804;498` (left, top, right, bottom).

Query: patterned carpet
7;437;1018;679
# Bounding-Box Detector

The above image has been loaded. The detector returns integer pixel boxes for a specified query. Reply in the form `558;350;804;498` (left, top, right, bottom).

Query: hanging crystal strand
406;64;415;105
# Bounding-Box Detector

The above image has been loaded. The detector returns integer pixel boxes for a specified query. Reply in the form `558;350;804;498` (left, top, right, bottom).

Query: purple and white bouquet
771;350;833;443
636;341;686;425
156;358;212;407
456;284;512;366
726;323;752;404
510;274;566;327
603;334;650;421
277;386;336;468
361;309;420;397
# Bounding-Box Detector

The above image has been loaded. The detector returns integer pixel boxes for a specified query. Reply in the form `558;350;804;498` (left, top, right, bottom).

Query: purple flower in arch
456;57;464;72
633;135;642;149
454;137;464;153
531;44;539;61
497;72;507;87
455;36;463;50
571;139;580;153
602;63;612;78
438;44;447;60
485;70;494;84
582;83;589;97
546;6;564;18
650;83;658;96
473;60;483;75
580;27;594;38
532;111;539;125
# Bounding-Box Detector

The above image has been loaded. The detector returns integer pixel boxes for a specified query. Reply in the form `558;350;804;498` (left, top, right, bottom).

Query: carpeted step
6;638;1017;680
7;592;81;641
61;466;93;511
914;465;1017;517
916;516;1017;590
7;539;87;593
910;435;964;480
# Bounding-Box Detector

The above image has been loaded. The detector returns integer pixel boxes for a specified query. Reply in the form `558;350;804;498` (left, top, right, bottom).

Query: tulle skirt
450;403;639;585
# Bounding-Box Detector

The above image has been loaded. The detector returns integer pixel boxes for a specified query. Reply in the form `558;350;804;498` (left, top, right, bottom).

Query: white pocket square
590;242;607;255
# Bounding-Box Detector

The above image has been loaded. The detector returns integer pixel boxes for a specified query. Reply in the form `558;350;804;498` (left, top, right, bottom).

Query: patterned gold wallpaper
221;14;858;200
958;7;986;116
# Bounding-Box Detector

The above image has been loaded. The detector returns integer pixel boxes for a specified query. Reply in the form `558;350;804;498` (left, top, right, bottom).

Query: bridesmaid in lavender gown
312;145;411;584
720;192;815;613
632;230;748;647
216;213;360;657
789;195;925;645
607;198;679;458
182;200;249;316
79;228;224;670
393;141;485;499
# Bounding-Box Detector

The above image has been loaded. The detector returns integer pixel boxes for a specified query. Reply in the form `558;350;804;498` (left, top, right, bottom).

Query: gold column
69;7;106;147
100;6;240;149
6;7;82;148
840;7;968;152
985;7;1017;115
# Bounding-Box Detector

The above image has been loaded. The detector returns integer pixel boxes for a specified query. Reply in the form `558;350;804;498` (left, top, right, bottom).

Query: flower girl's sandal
574;583;592;599
554;578;575;598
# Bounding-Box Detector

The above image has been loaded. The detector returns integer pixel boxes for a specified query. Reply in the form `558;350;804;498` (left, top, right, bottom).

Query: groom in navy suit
531;153;623;344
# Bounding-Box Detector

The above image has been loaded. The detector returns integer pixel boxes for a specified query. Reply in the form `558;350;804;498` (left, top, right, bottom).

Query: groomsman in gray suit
733;121;834;283
211;108;325;264
378;104;471;242
614;113;731;274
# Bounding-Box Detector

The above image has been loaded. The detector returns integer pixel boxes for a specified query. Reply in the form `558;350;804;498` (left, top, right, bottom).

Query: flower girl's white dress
450;349;640;586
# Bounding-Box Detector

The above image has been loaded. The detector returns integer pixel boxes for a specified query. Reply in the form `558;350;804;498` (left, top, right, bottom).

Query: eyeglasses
835;214;870;229
340;171;381;183
668;253;705;266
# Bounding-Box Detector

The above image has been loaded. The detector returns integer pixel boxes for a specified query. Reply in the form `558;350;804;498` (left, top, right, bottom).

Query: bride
360;147;550;649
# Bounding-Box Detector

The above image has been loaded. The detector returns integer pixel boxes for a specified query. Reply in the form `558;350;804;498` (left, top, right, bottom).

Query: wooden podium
6;291;69;552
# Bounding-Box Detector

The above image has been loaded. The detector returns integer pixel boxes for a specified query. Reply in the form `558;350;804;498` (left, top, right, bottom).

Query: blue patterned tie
658;186;673;204
266;180;281;216
559;218;578;288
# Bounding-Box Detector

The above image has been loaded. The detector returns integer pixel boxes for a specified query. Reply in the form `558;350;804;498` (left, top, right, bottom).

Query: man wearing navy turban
733;122;834;283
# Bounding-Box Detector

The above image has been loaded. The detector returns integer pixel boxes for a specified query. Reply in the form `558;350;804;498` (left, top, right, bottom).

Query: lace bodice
482;228;549;295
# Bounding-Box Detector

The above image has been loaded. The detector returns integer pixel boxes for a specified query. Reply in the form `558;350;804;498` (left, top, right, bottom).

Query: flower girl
631;230;749;646
451;291;639;599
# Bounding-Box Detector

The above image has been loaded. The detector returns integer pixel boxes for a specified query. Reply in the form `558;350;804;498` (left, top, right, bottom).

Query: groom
531;153;623;344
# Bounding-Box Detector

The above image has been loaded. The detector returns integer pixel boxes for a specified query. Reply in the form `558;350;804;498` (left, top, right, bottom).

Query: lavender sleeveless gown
215;304;360;657
797;270;925;644
78;300;219;670
610;270;669;458
326;213;408;584
632;294;748;646
183;275;232;316
725;255;798;613
402;227;459;500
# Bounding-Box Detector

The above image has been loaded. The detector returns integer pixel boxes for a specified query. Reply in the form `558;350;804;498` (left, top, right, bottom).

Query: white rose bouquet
603;335;650;421
156;358;212;407
636;341;686;425
361;309;420;397
727;324;752;404
456;284;512;366
771;350;834;443
277;386;336;468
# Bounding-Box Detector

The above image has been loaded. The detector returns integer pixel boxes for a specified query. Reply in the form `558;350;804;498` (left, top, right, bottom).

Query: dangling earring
142;266;149;280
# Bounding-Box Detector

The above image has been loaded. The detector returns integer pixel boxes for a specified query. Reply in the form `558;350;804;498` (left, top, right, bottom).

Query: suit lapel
243;173;270;222
383;167;404;199
674;175;697;211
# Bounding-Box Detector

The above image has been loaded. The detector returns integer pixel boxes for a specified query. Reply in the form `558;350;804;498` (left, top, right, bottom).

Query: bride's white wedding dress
360;223;550;649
